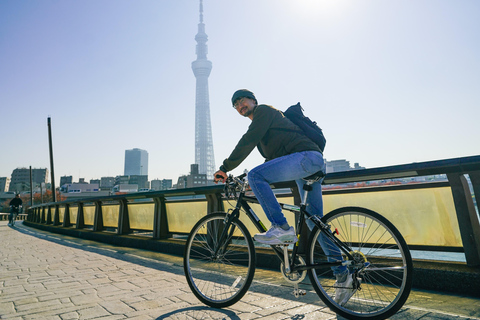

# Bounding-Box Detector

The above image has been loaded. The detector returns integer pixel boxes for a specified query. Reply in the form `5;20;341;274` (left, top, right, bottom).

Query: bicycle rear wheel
307;207;413;320
183;212;256;308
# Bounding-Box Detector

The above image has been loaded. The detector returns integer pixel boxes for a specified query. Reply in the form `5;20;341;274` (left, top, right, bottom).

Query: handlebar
223;173;248;198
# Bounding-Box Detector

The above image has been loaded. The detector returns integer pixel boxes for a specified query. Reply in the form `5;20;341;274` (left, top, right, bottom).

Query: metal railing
27;155;480;267
0;213;28;221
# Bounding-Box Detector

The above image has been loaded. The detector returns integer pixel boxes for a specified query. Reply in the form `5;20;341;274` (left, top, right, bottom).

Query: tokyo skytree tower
192;0;215;177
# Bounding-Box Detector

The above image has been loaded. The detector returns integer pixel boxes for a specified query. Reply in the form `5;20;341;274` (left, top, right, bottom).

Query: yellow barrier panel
166;201;208;233
324;186;462;247
69;206;78;225
83;205;95;226
128;203;154;230
58;207;64;223
102;204;119;228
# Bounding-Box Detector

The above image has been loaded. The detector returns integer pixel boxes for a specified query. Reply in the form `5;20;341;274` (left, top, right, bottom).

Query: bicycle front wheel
307;207;413;320
183;212;256;308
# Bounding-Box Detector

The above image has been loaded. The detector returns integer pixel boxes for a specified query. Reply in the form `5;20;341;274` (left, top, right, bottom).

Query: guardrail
27;155;480;267
0;213;28;221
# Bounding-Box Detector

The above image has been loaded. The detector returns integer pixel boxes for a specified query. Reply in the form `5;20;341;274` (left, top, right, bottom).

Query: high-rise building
0;177;10;192
124;148;148;176
9;168;48;192
192;0;215;177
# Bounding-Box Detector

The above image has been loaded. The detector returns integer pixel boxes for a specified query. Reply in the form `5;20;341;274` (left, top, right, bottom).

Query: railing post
206;192;224;213
46;206;52;224
41;206;46;223
468;171;480;214
117;199;130;235
37;207;43;223
53;205;60;225
93;201;104;231
63;204;70;227
153;197;169;239
76;203;85;229
447;173;480;266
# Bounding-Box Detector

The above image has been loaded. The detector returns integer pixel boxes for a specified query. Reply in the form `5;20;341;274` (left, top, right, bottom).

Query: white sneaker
334;272;355;306
254;226;298;245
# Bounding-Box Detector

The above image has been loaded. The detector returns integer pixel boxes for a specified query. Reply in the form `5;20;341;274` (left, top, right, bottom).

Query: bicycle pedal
292;288;307;298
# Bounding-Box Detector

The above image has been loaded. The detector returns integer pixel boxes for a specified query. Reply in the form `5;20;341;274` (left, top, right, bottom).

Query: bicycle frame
219;179;356;275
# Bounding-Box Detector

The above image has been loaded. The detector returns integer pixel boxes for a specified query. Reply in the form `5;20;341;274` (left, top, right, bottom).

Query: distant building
63;183;100;193
114;175;148;190
124;148;148;176
129;175;149;189
115;175;129;186
112;184;138;194
100;177;115;190
9;168;48;192
60;176;73;187
326;160;365;173
177;164;208;189
60;183;110;199
0;177;10;192
151;179;173;191
90;179;100;185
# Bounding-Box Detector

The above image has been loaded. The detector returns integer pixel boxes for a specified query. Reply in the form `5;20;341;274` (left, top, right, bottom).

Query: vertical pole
47;117;56;202
29;166;33;206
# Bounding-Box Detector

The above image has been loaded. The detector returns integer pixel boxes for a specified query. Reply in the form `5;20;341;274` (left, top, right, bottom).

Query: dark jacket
9;197;22;207
220;104;320;173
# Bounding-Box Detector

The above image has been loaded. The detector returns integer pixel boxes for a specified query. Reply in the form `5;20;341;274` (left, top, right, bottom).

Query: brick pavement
1;221;480;320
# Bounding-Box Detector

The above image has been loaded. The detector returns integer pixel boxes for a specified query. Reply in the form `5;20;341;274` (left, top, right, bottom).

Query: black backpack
283;102;326;152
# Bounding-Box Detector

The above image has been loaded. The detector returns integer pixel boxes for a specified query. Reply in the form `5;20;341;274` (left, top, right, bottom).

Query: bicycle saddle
303;170;326;182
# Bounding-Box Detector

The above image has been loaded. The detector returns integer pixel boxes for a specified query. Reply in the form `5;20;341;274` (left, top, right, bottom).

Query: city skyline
1;1;479;187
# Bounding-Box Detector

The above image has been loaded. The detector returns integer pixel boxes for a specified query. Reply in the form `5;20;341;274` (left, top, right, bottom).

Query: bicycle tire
307;206;413;320
183;212;256;308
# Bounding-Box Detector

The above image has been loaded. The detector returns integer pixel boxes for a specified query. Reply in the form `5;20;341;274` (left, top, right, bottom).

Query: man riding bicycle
9;193;23;226
213;89;353;304
214;89;326;243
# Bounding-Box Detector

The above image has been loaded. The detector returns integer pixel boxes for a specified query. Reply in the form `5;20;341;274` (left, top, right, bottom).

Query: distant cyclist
9;193;23;226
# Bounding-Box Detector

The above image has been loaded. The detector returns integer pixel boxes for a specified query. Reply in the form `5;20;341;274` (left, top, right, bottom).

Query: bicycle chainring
281;256;307;284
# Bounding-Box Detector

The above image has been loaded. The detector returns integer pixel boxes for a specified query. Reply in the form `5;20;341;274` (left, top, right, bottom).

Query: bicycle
183;172;413;320
9;205;22;227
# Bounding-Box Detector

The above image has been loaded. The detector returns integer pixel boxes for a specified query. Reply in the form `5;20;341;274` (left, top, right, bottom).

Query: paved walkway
1;221;479;320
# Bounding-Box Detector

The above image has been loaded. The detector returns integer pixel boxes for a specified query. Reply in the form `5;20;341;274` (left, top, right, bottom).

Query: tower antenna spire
192;0;215;178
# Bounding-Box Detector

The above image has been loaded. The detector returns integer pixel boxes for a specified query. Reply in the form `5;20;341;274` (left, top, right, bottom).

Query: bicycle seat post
302;181;314;207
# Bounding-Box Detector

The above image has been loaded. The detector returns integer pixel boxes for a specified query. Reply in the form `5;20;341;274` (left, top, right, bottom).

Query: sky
1;0;479;186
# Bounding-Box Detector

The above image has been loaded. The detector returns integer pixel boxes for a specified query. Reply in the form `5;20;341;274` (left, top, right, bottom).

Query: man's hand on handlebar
213;170;228;184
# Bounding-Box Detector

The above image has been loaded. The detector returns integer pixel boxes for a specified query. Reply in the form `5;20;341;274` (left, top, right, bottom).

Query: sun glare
288;0;348;20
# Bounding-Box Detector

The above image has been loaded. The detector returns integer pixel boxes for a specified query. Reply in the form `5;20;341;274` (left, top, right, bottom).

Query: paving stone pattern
1;221;480;320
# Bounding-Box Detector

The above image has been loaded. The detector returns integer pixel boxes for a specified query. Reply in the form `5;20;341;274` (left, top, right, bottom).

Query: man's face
234;97;255;118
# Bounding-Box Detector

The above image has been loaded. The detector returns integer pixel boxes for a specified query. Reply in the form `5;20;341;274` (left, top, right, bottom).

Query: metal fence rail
27;155;480;266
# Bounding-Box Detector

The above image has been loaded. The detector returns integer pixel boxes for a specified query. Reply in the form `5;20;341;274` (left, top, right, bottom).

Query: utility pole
47;117;56;202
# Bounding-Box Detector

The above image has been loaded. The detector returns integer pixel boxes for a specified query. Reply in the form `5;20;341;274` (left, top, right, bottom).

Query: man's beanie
231;89;257;106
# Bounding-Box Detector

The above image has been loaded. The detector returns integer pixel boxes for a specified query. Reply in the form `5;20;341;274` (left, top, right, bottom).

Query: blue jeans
248;151;344;269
